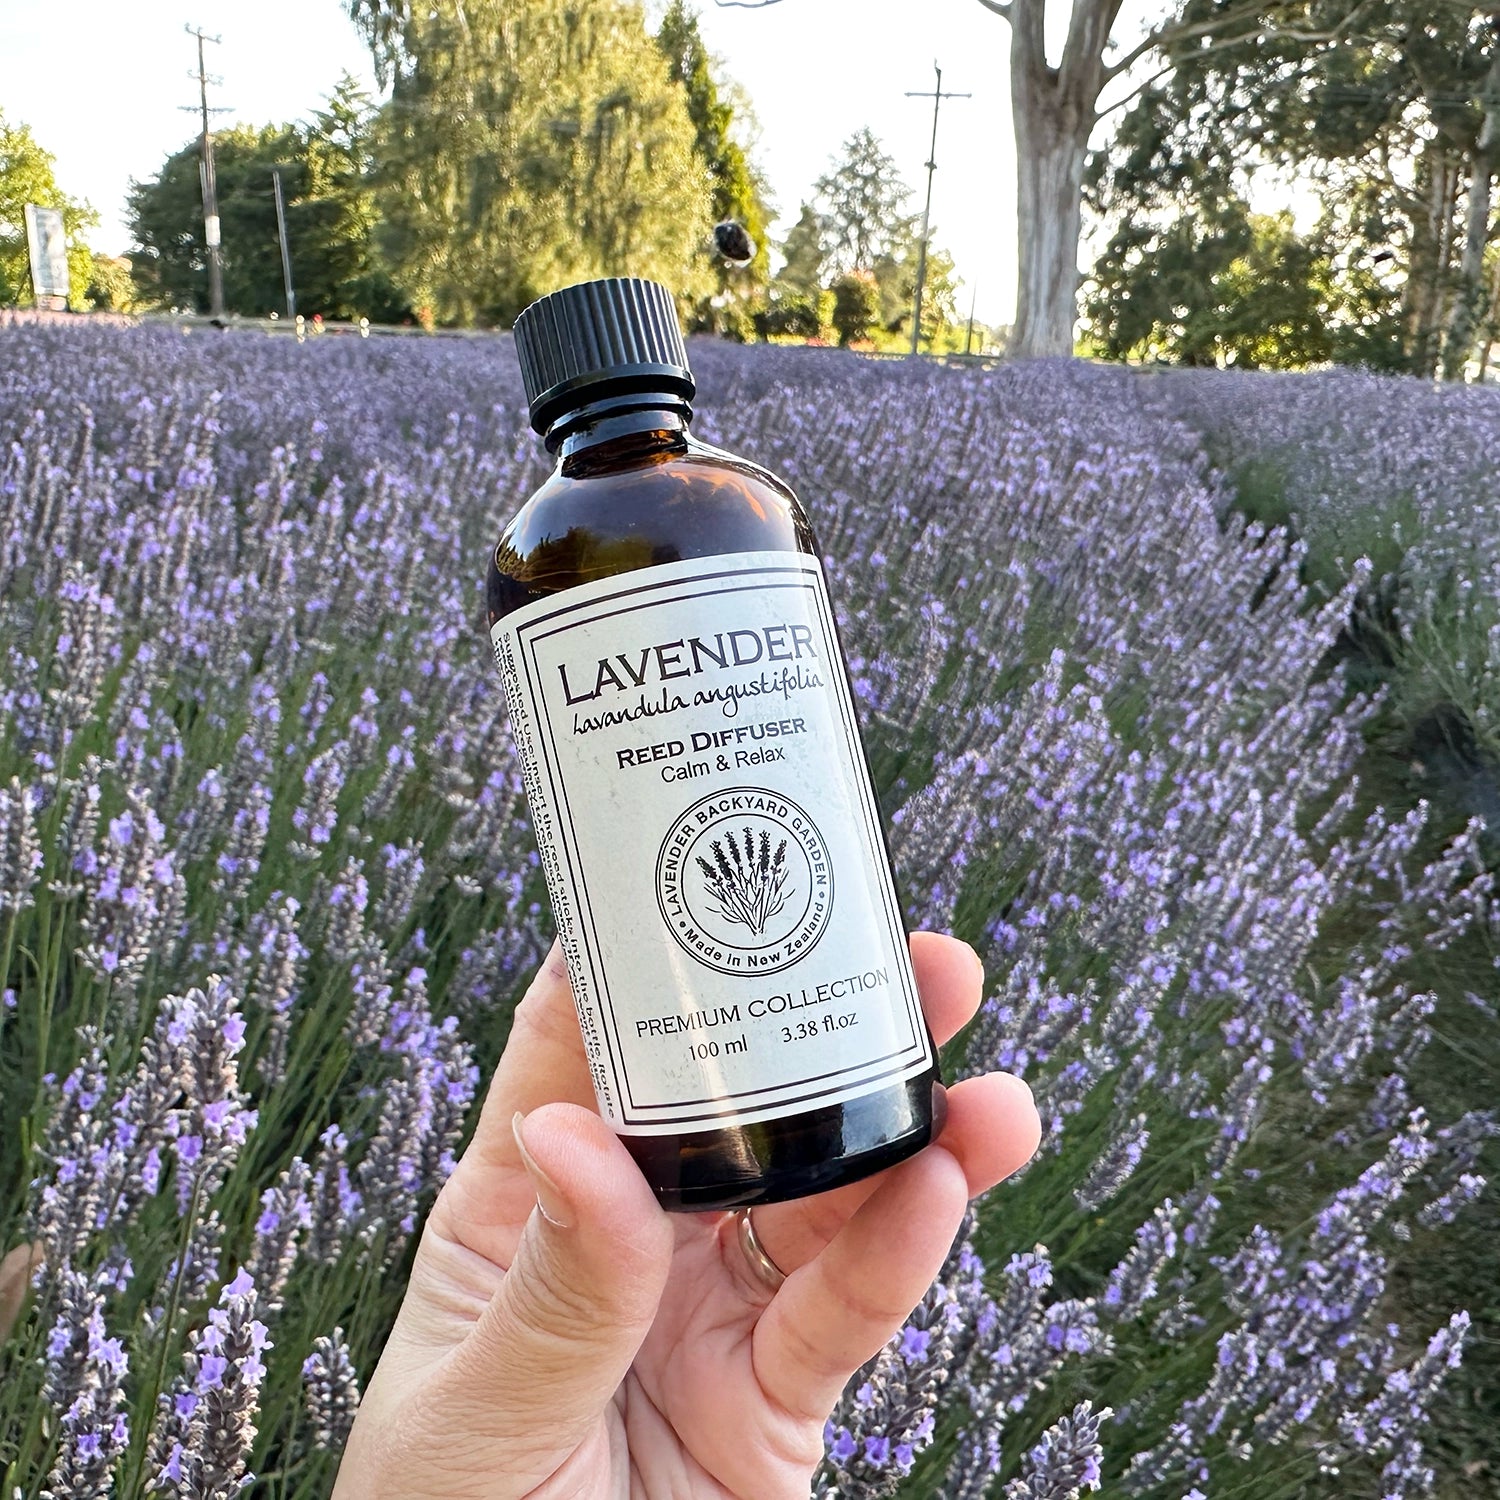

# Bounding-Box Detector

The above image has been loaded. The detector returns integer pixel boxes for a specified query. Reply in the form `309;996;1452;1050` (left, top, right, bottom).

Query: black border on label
511;553;930;1128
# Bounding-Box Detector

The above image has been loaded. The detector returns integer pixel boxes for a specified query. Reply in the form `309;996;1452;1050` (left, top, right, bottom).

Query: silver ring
731;1207;786;1292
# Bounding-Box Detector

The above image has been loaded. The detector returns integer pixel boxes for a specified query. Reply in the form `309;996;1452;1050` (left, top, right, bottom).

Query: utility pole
964;281;978;356
183;25;228;321
273;169;296;321
905;62;969;358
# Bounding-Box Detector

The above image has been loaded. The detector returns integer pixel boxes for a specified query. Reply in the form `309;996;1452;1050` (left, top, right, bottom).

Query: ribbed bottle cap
513;278;695;435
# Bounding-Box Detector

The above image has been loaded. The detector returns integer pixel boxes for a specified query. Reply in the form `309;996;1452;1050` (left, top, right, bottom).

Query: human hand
333;933;1041;1499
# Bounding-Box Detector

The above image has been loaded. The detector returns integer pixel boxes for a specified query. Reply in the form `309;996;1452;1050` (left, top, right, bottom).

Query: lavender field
0;323;1497;1499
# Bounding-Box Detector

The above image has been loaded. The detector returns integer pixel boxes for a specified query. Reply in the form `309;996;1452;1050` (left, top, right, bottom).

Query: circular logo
656;788;835;976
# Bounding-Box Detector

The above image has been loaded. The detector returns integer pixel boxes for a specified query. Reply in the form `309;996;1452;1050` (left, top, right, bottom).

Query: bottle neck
545;388;693;463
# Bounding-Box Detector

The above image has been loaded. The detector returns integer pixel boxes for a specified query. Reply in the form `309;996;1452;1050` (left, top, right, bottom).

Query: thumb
444;1102;674;1477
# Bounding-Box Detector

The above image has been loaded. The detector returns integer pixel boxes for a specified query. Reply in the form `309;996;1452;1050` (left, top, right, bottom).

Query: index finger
466;940;597;1176
424;939;597;1263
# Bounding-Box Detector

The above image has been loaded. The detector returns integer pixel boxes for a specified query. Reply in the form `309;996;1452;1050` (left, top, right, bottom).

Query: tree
655;0;773;333
814;128;917;275
873;236;960;346
766;139;959;348
974;0;1396;359
724;0;1367;358
0;111;96;307
1088;2;1500;378
830;270;879;345
129;89;409;321
1442;17;1500;377
131;123;309;316
1087;198;1337;367
298;76;411;322
775;203;826;297
369;0;712;326
85;254;137;313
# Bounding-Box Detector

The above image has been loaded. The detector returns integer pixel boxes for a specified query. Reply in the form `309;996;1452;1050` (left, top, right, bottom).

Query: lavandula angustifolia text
0;324;1495;1496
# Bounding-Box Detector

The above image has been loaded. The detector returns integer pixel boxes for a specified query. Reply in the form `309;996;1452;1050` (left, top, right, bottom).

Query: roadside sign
23;204;70;308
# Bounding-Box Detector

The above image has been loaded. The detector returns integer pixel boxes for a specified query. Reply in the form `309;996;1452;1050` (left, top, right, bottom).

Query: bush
754;294;823;341
830;271;879;347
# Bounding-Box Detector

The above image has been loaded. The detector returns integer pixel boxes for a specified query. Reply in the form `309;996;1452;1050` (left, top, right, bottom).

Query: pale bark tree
1442;26;1500;380
979;0;1123;358
725;0;1357;359
973;0;1368;358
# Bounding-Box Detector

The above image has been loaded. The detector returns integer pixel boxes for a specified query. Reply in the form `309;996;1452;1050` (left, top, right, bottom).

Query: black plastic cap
513;278;695;435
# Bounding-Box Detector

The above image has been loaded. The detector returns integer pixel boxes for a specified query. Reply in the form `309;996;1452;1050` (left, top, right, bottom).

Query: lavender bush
0;323;1494;1498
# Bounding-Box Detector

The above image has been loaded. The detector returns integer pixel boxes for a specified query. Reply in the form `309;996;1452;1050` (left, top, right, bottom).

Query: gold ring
731;1207;786;1292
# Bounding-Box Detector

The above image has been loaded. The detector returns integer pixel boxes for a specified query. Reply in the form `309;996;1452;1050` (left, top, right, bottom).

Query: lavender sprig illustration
696;827;791;936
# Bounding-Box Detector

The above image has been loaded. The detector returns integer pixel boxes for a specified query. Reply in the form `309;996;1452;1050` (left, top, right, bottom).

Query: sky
0;0;1159;326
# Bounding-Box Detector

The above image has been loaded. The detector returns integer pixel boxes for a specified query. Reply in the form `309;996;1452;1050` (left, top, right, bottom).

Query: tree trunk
1011;65;1091;359
1006;0;1115;361
1441;44;1500;381
1404;143;1460;378
1479;253;1500;379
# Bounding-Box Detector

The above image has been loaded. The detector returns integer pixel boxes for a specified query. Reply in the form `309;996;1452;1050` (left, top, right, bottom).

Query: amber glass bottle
488;277;938;1211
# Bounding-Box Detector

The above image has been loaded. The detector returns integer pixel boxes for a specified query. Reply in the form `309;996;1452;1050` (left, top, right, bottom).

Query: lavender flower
5;319;1497;1500
1004;1401;1111;1499
302;1327;361;1449
290;741;351;858
243;895;306;1086
1074;1115;1149;1212
0;775;42;912
1101;1201;1179;1321
244;1158;311;1314
166;978;257;1210
814;1276;959;1496
40;1285;131;1500
1328;1312;1470;1482
149;1268;272;1500
306;1124;363;1267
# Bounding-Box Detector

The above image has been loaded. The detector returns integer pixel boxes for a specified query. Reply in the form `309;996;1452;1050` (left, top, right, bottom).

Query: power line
905;63;970;358
181;25;230;322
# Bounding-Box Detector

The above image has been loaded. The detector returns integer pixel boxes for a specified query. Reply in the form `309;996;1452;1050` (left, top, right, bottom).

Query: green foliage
130;123;304;317
773;202;827;304
374;0;712;328
295;76;412;323
815;128;916;277
774;134;962;349
128;83;409;322
0;111;96;308
84;254;136;314
753;295;822;340
1088;200;1338;368
655;0;772;333
1086;3;1500;376
871;237;960;348
830;270;879;346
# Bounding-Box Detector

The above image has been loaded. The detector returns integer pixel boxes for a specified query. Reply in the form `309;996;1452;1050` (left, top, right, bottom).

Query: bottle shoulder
489;436;817;620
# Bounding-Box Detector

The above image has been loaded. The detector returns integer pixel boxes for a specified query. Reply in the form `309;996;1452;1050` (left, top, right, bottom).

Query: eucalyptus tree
965;0;1382;359
721;0;1366;358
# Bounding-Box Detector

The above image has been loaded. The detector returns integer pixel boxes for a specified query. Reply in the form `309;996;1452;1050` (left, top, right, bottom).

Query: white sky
0;0;1169;326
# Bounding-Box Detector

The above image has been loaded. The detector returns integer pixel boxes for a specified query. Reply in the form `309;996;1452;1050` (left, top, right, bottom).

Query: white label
492;551;932;1136
204;214;221;248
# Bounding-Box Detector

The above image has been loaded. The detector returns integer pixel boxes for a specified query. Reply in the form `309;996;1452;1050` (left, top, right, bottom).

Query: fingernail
965;941;985;988
512;1112;572;1229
